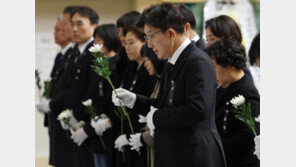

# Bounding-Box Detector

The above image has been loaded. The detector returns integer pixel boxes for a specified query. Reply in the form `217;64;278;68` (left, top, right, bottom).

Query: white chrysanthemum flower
89;44;102;53
230;94;245;107
255;115;260;122
82;99;92;107
57;109;73;120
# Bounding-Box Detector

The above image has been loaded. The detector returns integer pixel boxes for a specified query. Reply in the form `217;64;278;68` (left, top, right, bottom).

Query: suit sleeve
133;94;157;114
153;54;214;129
49;90;68;114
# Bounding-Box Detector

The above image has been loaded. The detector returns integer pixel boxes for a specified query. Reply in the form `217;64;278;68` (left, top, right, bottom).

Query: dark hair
136;5;156;29
205;37;246;69
63;6;78;15
178;4;196;30
93;24;122;53
141;43;164;75
71;6;99;25
116;11;141;28
249;33;260;66
205;15;242;43
144;3;185;34
125;26;146;42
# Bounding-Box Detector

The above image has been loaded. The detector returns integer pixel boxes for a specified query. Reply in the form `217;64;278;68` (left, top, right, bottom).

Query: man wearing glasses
112;3;226;167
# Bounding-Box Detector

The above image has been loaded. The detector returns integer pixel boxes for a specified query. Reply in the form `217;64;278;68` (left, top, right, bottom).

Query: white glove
114;134;129;152
254;135;260;159
71;128;88;146
129;133;143;151
147;106;157;136
59;115;78;130
138;114;147;123
91;117;112;136
35;97;51;114
112;88;136;109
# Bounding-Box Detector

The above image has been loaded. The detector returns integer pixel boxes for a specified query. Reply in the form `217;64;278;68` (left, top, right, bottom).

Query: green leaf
43;80;52;98
35;69;42;90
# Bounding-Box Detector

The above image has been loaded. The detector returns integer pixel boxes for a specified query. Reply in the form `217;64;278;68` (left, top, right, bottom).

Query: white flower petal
230;95;245;106
255;115;260;122
57;109;73;120
82;99;92;106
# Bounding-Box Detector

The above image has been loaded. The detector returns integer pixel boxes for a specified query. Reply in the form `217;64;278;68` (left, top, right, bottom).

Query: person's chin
156;53;165;59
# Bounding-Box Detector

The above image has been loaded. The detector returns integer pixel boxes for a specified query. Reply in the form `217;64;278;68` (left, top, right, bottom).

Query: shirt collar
191;34;200;43
61;43;72;55
78;37;94;54
168;38;191;65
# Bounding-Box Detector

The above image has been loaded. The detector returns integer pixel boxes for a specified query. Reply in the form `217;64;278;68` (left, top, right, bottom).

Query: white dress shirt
61;43;72;55
168;38;191;65
78;37;94;54
191;34;200;43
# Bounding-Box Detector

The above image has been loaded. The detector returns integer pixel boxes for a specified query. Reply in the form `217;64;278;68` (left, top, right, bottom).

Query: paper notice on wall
35;32;59;82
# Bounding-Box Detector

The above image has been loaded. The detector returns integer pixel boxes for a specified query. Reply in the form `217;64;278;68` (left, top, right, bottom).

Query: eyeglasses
144;30;161;42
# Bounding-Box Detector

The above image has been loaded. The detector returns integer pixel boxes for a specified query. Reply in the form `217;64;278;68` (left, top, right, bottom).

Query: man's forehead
55;21;63;27
63;13;71;22
144;24;158;34
71;13;89;21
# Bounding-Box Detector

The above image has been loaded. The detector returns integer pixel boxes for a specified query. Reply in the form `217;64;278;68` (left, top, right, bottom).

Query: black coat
215;75;260;167
195;38;206;50
82;55;120;165
112;61;157;167
65;41;96;122
64;41;96;167
45;46;75;167
134;42;227;167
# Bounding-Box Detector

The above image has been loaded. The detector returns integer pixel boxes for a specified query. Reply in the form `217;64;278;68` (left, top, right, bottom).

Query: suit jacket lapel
158;43;194;107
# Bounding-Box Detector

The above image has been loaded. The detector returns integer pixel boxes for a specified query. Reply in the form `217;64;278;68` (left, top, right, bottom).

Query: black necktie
56;52;63;65
163;62;173;89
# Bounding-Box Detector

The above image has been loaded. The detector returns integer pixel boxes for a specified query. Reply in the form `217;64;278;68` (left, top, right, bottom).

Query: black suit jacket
65;41;96;122
195;38;206;50
45;46;75;167
216;75;260;167
134;42;226;167
48;44;80;114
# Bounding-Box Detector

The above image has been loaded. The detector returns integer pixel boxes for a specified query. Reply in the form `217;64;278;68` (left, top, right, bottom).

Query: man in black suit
59;6;98;167
111;3;226;167
35;8;76;166
179;4;206;50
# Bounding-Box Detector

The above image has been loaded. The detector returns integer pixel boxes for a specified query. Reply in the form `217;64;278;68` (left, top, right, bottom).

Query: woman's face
118;27;127;47
144;57;156;76
125;31;145;62
206;28;220;47
94;35;108;55
211;58;232;88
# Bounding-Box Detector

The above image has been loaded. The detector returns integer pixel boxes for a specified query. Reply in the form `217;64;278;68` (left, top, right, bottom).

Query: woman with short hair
205;37;260;167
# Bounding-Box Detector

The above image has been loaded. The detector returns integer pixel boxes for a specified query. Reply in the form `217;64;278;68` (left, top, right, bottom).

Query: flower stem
83;143;92;153
99;136;107;150
251;126;257;136
106;78;135;135
122;152;126;163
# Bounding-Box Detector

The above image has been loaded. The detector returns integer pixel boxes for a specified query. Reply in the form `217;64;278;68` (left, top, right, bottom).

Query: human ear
167;28;176;39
